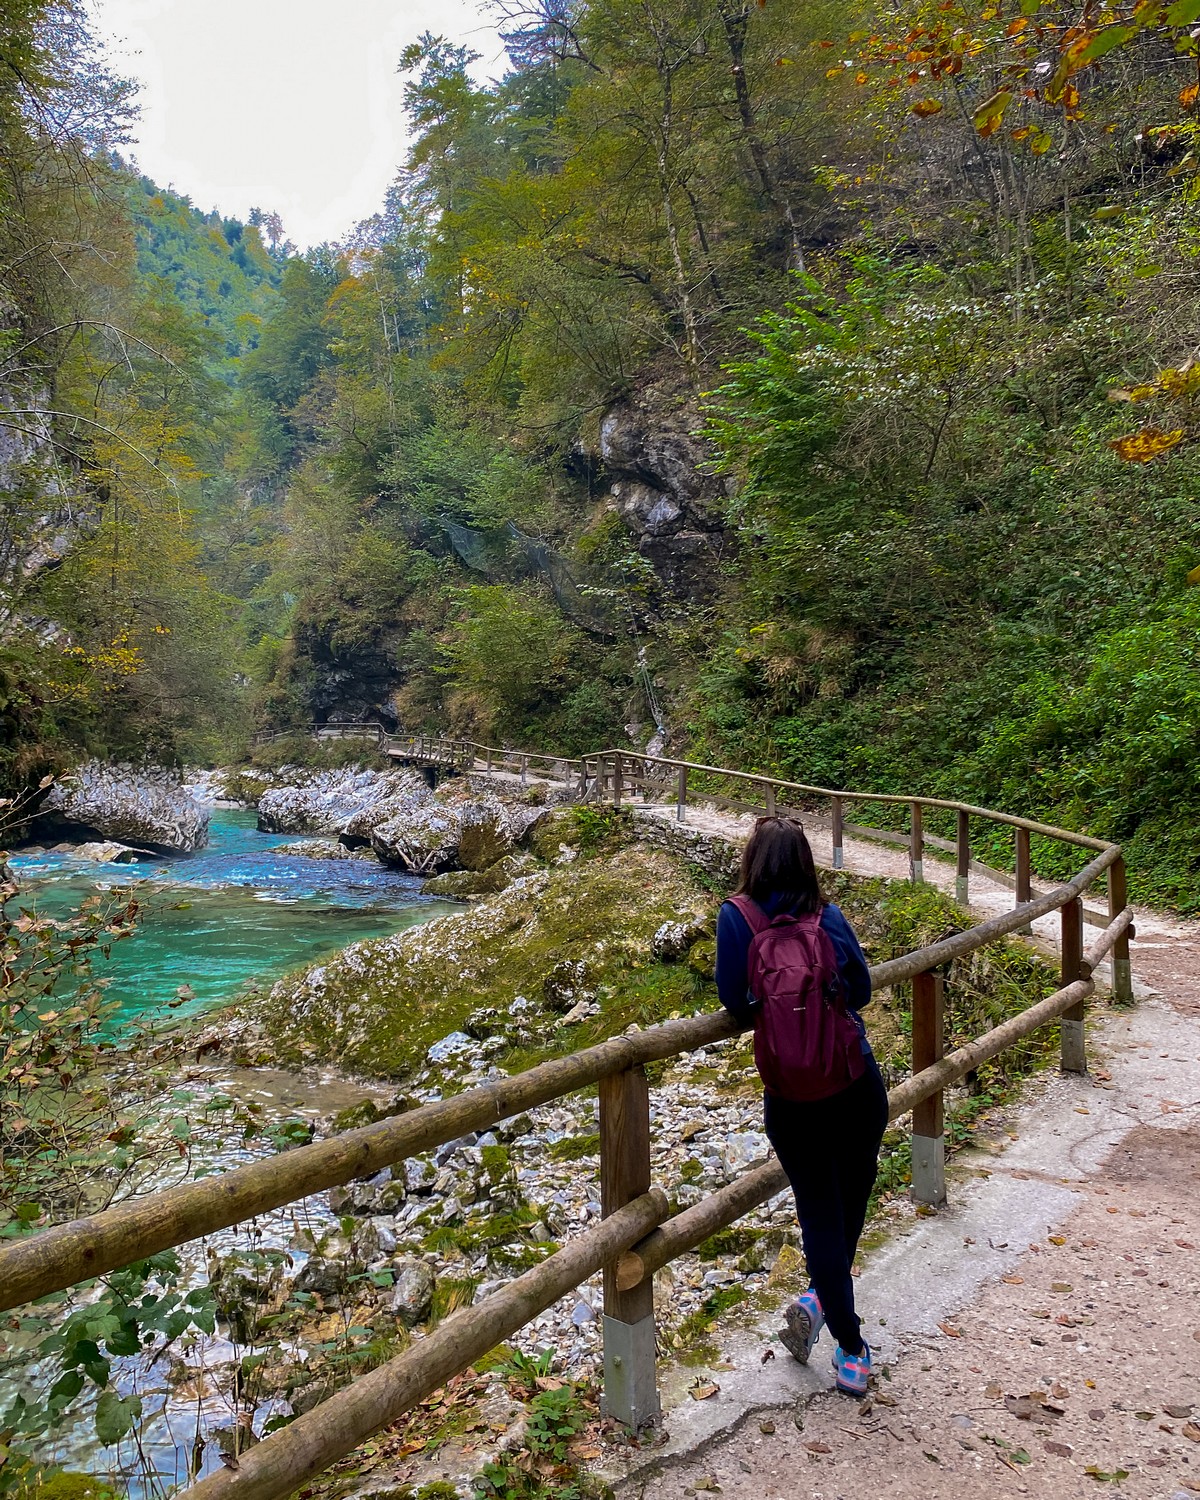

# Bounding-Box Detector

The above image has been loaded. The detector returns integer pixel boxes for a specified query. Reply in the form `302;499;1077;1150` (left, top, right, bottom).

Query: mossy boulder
421;854;538;899
456;803;515;871
254;844;712;1078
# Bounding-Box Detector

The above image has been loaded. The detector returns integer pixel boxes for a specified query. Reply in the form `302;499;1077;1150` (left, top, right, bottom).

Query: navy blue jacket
715;895;873;1051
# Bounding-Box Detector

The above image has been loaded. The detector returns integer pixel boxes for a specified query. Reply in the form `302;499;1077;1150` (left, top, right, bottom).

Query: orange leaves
1181;82;1200;108
912;97;944;116
973;88;1013;136
1110;427;1186;462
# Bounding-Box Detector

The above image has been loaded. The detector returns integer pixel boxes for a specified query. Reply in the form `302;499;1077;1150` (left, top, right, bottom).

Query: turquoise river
9;808;455;1023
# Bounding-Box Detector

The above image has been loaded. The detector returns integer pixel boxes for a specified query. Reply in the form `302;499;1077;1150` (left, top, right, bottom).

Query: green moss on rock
255;843;712;1078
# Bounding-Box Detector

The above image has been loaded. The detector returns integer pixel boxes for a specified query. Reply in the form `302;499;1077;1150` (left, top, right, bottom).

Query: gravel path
608;800;1200;1499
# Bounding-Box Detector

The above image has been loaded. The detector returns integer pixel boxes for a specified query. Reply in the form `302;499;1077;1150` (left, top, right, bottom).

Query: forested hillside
5;0;1200;904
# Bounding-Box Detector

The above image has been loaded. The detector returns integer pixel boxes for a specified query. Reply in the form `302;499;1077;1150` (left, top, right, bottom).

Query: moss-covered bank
254;823;713;1077
253;810;1061;1104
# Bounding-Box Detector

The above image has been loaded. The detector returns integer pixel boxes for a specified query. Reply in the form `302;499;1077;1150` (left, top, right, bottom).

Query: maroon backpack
730;896;866;1103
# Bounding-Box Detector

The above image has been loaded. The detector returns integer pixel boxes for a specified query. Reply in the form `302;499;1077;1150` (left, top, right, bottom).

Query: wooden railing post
910;801;924;884
955;808;970;904
676;764;688;824
1060;896;1086;1074
1108;855;1133;1004
831;796;844;869
612;751;623;808
764;782;776;817
1015;827;1032;934
599;1066;659;1429
910;970;946;1206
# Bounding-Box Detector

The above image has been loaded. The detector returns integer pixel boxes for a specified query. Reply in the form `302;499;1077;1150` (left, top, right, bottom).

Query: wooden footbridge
0;726;1136;1500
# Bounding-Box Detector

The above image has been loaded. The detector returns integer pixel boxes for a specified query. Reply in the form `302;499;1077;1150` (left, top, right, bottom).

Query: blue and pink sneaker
780;1288;825;1364
832;1340;871;1395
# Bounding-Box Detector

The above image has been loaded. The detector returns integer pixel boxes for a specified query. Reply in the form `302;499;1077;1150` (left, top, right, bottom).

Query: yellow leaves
1110;427;1186;462
1181;82;1200;108
1108;358;1200;403
973;88;1013;136
912;98;945;116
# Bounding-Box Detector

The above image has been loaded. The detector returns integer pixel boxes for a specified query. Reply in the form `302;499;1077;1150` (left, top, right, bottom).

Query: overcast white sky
88;0;505;249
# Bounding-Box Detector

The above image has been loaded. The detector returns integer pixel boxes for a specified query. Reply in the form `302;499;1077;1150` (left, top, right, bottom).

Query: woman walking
715;816;888;1395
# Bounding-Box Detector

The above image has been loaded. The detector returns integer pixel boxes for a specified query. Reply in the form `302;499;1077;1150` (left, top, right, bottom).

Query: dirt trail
609;801;1200;1499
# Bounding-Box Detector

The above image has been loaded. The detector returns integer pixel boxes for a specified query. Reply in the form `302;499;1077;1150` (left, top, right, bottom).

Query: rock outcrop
41;762;209;853
250;762;547;877
597;381;731;598
74;840;158;864
256;767;430;836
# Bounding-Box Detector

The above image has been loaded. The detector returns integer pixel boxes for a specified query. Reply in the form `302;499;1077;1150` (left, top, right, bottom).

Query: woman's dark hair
736;817;822;913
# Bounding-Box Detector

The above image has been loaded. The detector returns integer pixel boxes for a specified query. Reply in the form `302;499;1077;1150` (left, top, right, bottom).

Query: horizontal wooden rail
0;846;1120;1312
869;845;1119;990
616;902;1136;1292
0;1018;732;1312
186;1190;670;1500
180;904;1132;1500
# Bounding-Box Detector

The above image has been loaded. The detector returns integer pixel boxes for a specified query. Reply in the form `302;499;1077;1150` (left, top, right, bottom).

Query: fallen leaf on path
1084;1466;1130;1482
690;1382;719;1401
985;1383;1003;1399
759;1420;776;1435
1051;1282;1073;1293
693;1478;722;1492
1183;1421;1200;1442
1005;1396;1037;1420
1045;1440;1073;1457
1049;1235;1067;1245
938;1321;963;1338
1001;1275;1024;1285
804;1440;832;1454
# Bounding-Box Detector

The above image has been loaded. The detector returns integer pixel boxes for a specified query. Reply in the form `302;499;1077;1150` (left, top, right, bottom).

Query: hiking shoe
832;1341;871;1395
780;1288;824;1364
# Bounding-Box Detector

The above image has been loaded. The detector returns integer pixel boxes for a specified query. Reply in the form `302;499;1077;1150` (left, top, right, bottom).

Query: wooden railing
377;733;1132;997
252;720;387;748
246;723;1133;997
0;824;1135;1500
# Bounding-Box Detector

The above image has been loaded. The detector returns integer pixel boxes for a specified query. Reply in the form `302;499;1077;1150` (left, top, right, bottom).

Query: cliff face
597;383;732;599
0;334;81;640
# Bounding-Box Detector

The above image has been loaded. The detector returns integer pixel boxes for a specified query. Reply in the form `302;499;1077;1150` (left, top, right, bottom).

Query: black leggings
764;1055;889;1354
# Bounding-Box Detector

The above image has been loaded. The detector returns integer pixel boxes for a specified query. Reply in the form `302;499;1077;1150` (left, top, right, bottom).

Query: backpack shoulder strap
727;894;769;935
